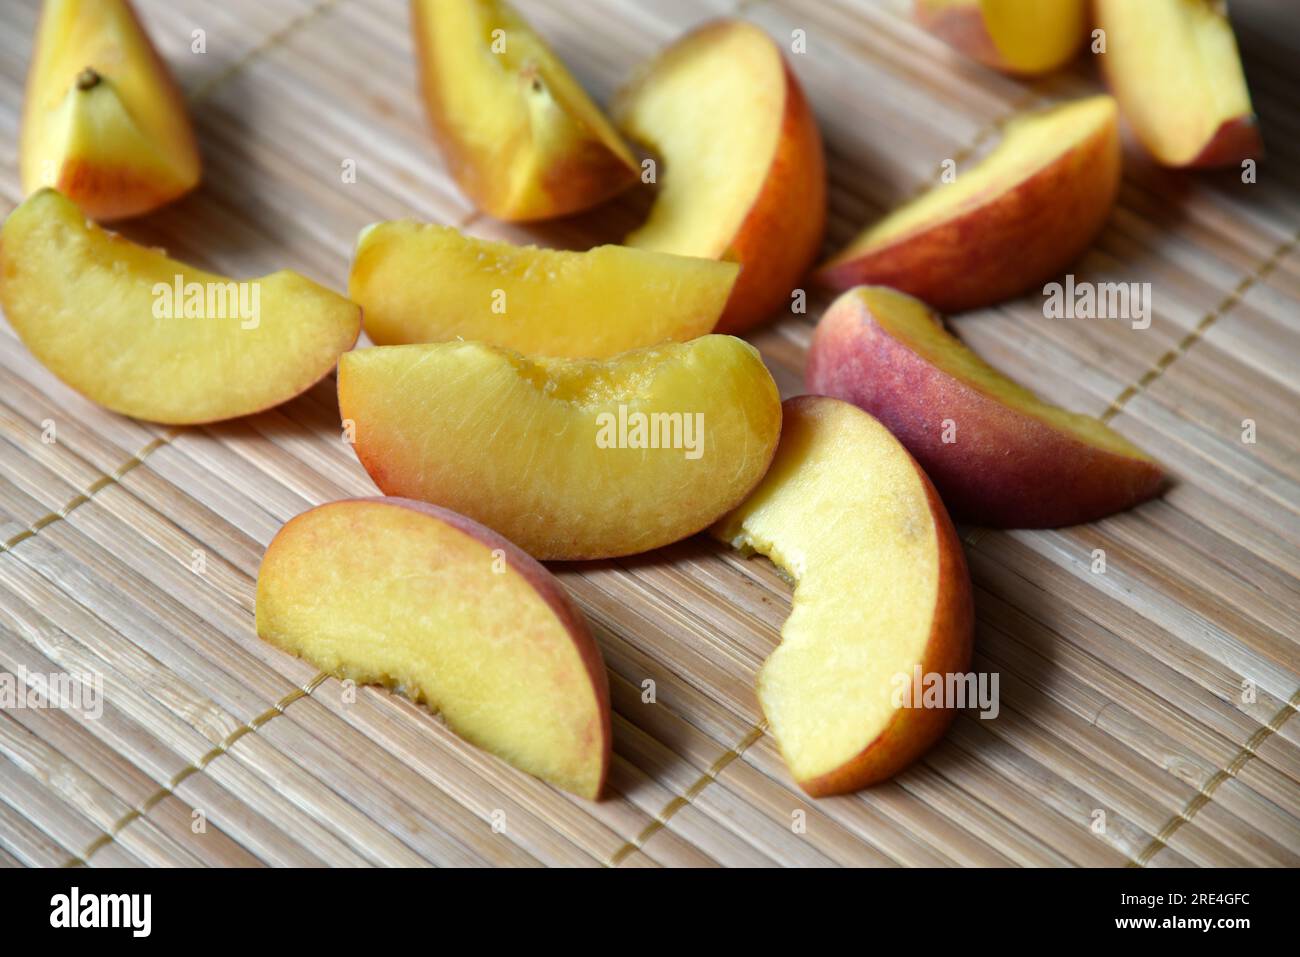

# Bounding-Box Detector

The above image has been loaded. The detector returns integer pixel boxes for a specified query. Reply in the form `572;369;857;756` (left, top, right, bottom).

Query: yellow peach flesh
338;336;782;561
616;22;782;258
1096;0;1258;167
349;221;738;357
834;96;1116;258
413;0;637;220
916;0;1087;75
21;0;200;220
0;190;360;425
256;498;610;798
613;19;826;333
713;396;972;791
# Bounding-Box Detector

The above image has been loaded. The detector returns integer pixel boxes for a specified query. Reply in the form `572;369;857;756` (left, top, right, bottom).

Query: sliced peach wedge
1096;0;1261;168
712;396;973;795
412;0;638;221
613;19;826;334
349;221;738;357
914;0;1088;76
257;498;611;799
817;95;1121;314
807;287;1166;528
0;190;361;425
21;0;201;221
338;336;782;560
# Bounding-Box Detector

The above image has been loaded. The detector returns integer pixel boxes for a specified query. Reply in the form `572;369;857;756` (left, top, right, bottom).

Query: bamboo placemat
0;0;1296;867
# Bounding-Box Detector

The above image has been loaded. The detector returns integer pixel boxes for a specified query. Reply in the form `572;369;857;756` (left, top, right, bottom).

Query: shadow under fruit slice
412;0;638;221
806;286;1166;527
256;497;611;799
817;95;1120;313
338;336;782;561
21;0;201;220
711;396;974;796
0;189;361;425
349;221;738;357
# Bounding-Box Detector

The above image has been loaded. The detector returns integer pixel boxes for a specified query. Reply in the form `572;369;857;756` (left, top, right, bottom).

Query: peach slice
412;0;638;221
0;189;361;425
914;0;1088;76
338;336;782;560
712;396;973;795
1096;0;1261;168
20;0;201;221
807;286;1166;528
257;497;611;799
818;95;1121;313
613;19;826;334
349;221;738;357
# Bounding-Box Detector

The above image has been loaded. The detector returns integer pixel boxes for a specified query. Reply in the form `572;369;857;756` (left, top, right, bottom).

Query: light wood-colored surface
0;0;1296;867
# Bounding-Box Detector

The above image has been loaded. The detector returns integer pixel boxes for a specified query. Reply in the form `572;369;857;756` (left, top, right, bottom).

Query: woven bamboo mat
0;0;1297;868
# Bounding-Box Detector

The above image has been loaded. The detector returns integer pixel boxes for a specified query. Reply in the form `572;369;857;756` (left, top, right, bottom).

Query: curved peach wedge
413;0;638;221
613;19;826;334
349;221;738;357
338;336;782;560
257;497;611;799
817;95;1121;313
914;0;1087;76
0;190;361;425
806;286;1166;528
712;396;973;795
21;0;201;221
1096;0;1261;168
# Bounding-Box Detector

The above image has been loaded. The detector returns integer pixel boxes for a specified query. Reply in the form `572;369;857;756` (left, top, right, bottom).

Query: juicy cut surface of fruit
21;0;201;219
817;96;1121;313
349;221;738;356
1095;0;1261;168
613;19;826;333
914;0;1088;76
338;336;783;560
412;0;638;220
0;189;360;425
256;497;611;798
712;396;974;795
